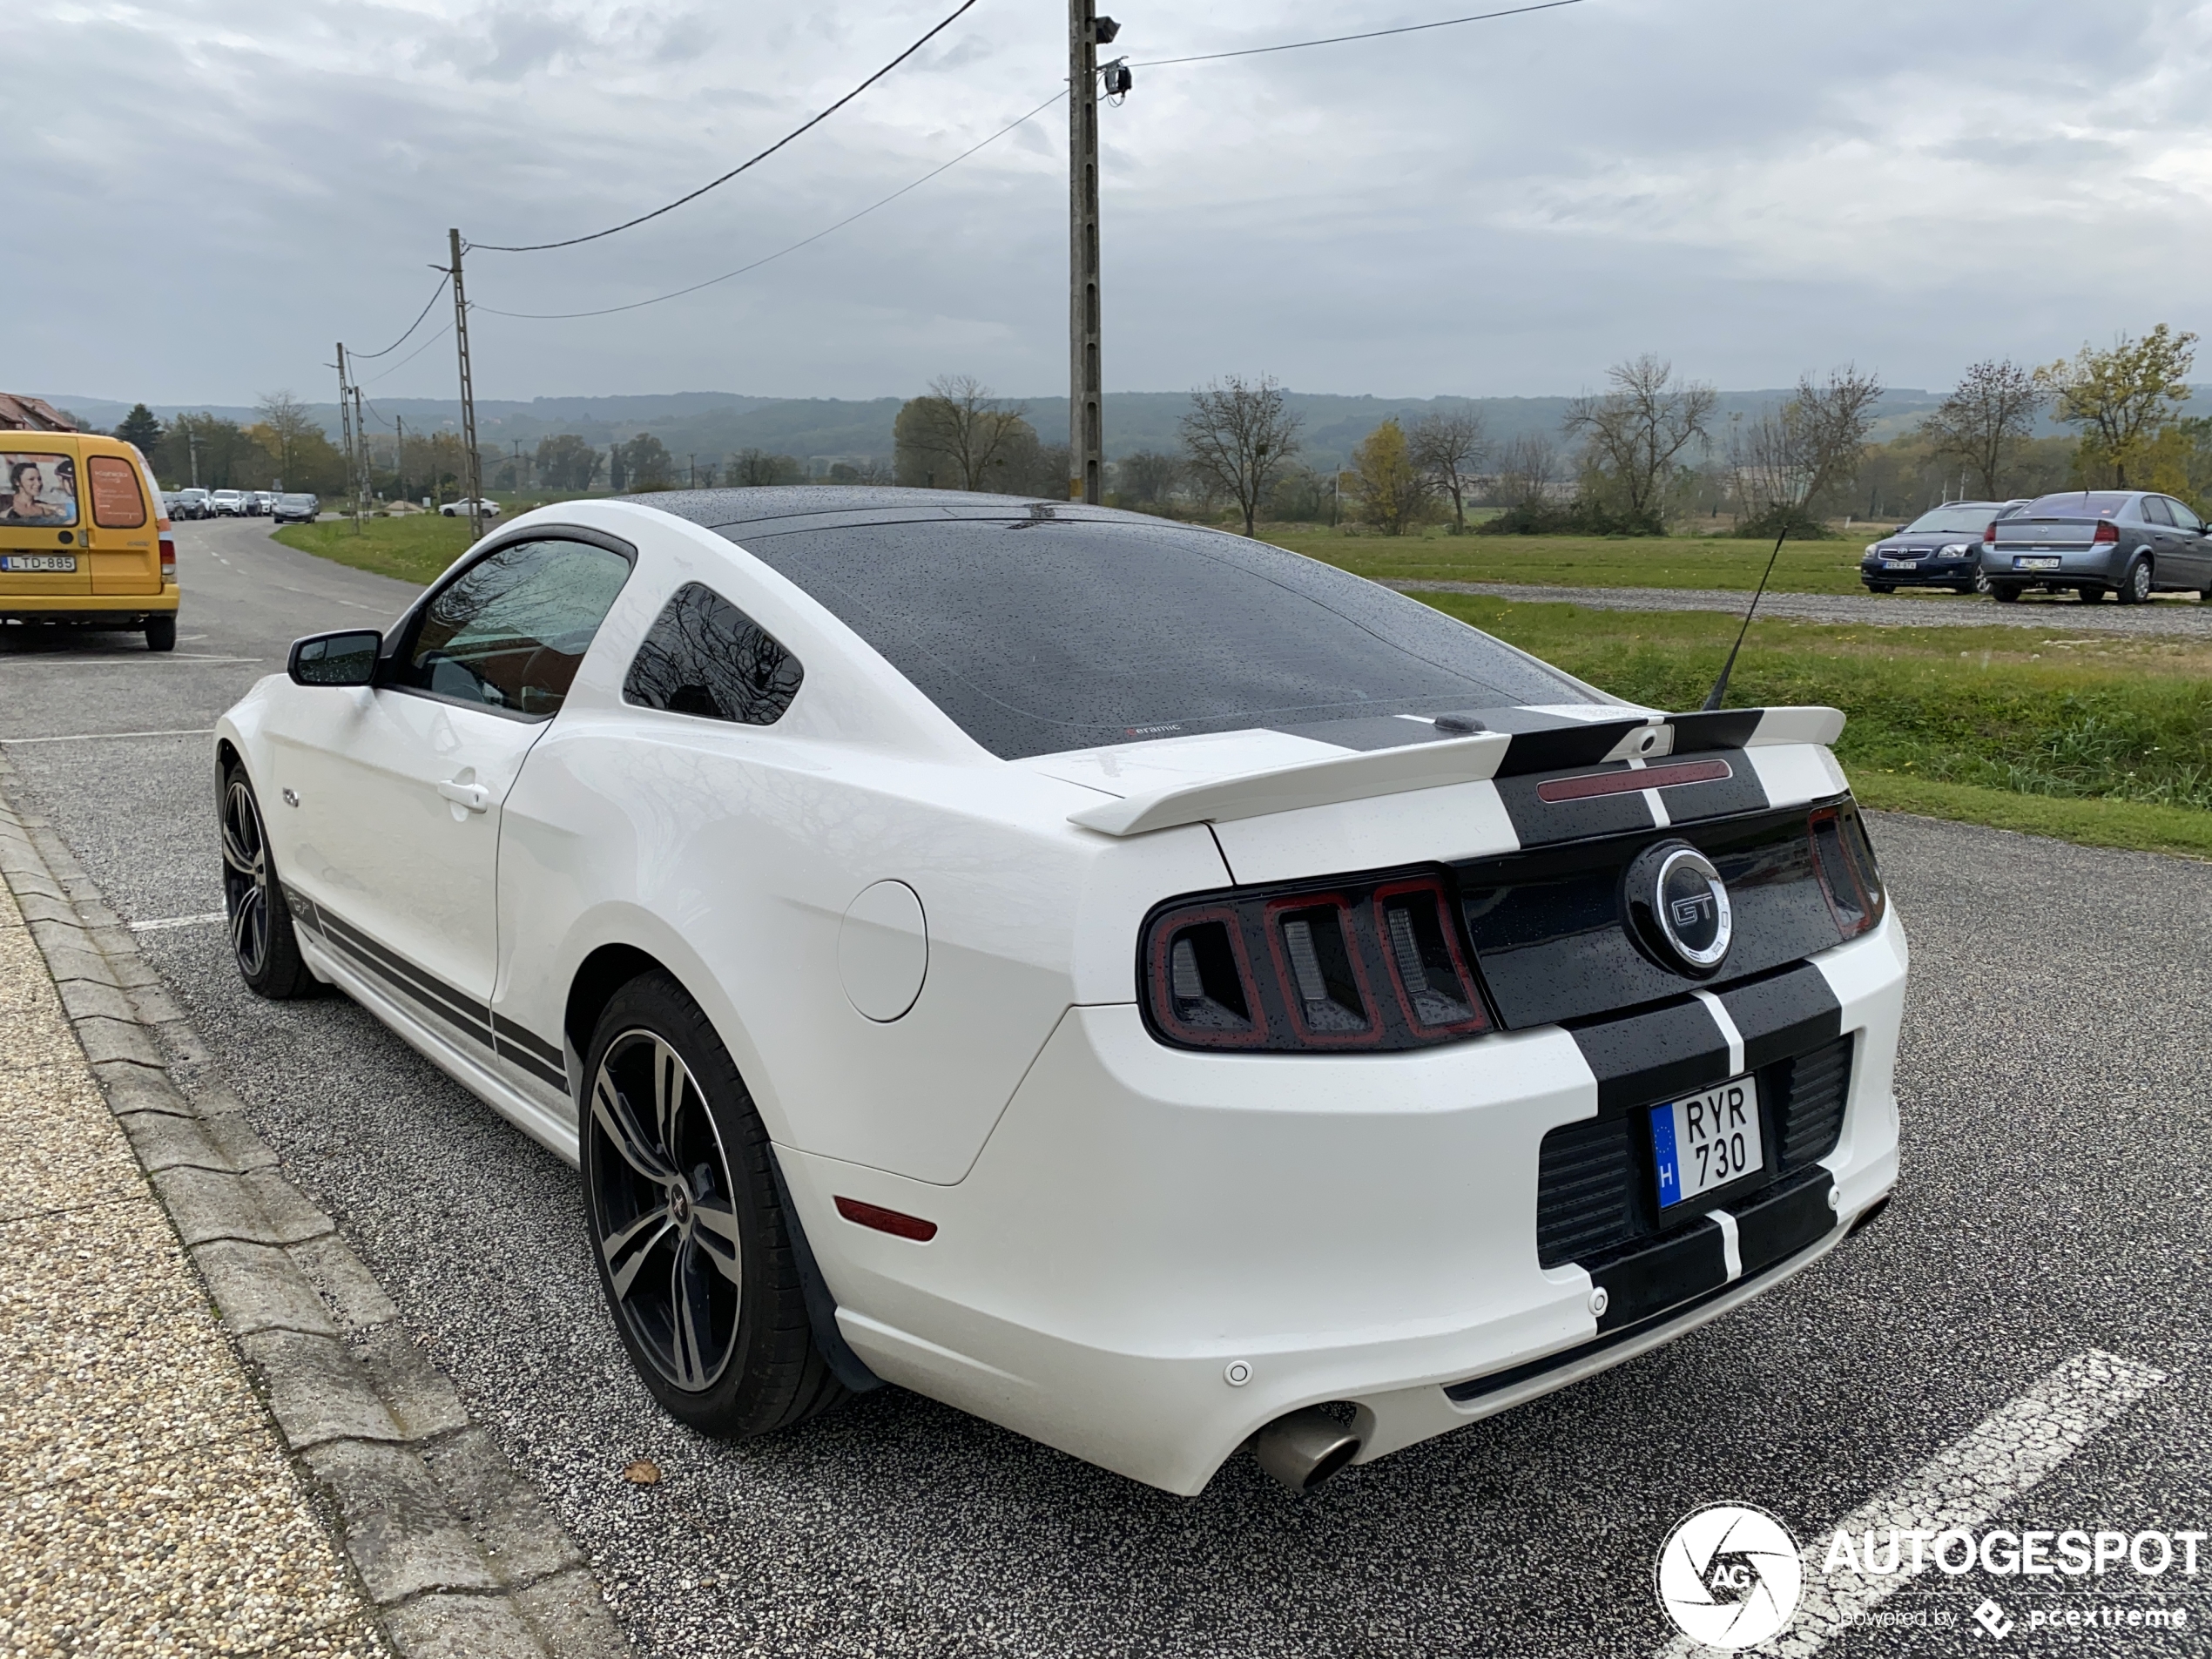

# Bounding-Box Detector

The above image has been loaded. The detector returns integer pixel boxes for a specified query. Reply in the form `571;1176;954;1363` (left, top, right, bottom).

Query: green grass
272;515;473;585
1266;527;1886;596
1422;593;2212;858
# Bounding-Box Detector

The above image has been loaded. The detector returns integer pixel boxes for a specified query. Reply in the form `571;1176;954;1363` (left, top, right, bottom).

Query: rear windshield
728;513;1600;759
2021;492;2132;519
1901;505;2003;534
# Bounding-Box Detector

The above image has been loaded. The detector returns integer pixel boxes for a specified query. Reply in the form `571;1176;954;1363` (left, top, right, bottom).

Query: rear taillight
1143;871;1490;1052
1983;522;1997;545
2094;520;2119;543
1808;802;1885;941
159;534;176;581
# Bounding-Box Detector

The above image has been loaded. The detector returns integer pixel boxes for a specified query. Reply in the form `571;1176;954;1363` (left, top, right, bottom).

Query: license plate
0;554;76;572
1650;1076;1763;1209
1880;558;1918;570
2017;556;2061;570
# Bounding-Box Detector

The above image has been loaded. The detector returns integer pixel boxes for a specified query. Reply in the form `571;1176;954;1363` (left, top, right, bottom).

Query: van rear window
2;454;78;527
89;456;146;528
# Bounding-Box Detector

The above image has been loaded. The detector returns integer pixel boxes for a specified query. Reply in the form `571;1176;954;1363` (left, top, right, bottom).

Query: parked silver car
1983;490;2212;604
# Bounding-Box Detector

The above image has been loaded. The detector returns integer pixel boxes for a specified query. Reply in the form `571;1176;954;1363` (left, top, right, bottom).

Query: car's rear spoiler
1066;705;1844;837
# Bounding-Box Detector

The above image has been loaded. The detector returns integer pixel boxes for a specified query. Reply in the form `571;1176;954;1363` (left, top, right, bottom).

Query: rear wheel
2077;584;2106;604
581;973;848;1438
145;614;176;652
2117;556;2152;604
1993;583;2023;604
220;765;314;999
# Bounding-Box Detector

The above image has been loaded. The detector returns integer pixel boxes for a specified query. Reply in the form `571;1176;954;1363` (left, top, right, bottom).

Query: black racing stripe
1568;996;1731;1115
320;927;496;1049
1717;964;1844;1073
1494;765;1656;848
1669;710;1763;753
491;1013;564;1069
1589;1217;1728;1332
1731;1167;1837;1276
496;1038;568;1090
1493;718;1656;778
316;908;492;1035
1652;754;1770;826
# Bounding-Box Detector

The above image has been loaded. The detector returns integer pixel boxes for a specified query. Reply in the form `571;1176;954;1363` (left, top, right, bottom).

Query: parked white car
439;497;502;519
212;489;1904;1494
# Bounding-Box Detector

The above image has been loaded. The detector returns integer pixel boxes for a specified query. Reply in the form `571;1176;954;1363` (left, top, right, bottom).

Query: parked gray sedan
1983;490;2212;604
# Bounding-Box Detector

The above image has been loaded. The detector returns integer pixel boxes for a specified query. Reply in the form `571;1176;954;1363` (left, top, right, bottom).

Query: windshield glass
730;512;1601;759
1902;506;2002;534
2023;492;2132;519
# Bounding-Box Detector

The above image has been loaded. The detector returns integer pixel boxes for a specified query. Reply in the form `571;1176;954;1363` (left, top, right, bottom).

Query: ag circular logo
1654;1504;1802;1650
1626;841;1734;974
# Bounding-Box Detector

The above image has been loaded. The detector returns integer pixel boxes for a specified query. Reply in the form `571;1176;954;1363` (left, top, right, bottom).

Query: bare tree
1729;365;1886;529
1919;361;2039;499
1793;363;1886;509
1114;449;1181;507
1178;374;1302;536
895;375;1031;490
1562;355;1716;522
731;448;801;487
253;389;320;485
1492;431;1559;510
1408;408;1488;533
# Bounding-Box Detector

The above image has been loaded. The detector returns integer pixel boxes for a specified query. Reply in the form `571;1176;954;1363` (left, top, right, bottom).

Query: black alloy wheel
581;973;848;1436
219;765;314;998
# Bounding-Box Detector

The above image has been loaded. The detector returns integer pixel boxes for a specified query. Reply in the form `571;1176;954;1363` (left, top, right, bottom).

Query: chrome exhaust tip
1252;1406;1362;1494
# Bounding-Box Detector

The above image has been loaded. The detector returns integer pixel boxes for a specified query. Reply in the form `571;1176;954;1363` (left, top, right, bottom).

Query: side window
88;455;147;528
624;582;804;726
400;538;632;718
2138;495;2173;527
2171;499;2205;533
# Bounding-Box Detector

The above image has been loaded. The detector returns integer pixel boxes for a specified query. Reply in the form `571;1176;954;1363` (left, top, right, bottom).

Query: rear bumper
1;583;180;620
786;915;1907;1494
1981;549;2127;583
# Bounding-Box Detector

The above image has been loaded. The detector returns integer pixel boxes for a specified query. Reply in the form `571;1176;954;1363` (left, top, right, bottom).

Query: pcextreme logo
1655;1504;1804;1650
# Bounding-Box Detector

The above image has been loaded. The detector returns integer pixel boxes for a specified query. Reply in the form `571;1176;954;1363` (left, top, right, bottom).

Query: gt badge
1625;841;1733;974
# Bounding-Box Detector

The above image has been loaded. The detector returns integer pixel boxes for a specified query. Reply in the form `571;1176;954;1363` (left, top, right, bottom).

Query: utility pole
515;439;527;497
1069;6;1123;504
394;415;405;507
187;434;202;490
352;385;372;521
448;229;484;543
336;343;361;534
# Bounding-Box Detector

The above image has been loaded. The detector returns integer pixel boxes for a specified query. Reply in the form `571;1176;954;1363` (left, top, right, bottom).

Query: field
1266;525;1885;595
1427;593;2212;858
272;514;475;583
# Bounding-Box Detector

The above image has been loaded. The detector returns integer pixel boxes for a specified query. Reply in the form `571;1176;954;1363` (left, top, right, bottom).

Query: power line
348;275;452;359
1130;0;1585;67
474;89;1068;321
468;0;980;254
360;318;454;384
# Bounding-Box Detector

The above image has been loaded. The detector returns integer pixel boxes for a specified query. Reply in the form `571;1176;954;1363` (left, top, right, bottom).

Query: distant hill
37;382;2114;469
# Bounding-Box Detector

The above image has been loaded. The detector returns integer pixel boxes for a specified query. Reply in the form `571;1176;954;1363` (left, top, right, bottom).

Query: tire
1993;583;2023;604
145;614;176;652
1868;583;1894;595
219;765;315;999
2077;585;2105;604
581;972;848;1439
2116;556;2152;604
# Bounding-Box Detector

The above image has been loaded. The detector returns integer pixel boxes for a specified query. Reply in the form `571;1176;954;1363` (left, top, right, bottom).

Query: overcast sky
13;0;2209;408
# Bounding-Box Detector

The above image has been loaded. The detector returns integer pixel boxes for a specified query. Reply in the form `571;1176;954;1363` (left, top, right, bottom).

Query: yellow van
1;432;179;651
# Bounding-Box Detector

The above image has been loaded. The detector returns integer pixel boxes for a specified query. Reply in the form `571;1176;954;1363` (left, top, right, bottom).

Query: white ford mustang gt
216;488;1903;1494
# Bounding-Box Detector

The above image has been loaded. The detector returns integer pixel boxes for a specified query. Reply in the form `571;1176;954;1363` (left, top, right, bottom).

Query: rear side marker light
1809;802;1886;941
1535;759;1732;802
834;1196;938;1242
1142;869;1491;1053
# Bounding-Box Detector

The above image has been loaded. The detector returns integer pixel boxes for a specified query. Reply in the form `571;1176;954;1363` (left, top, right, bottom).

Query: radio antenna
1702;523;1790;711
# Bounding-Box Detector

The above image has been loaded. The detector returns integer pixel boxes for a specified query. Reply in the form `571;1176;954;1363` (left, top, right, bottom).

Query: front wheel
581;973;848;1438
220;765;315;998
1868;583;1894;595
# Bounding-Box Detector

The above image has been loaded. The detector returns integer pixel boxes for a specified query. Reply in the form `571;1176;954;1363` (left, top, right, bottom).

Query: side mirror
289;629;381;687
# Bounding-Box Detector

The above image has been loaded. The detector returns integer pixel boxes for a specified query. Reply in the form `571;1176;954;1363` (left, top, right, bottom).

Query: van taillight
2094;520;2119;543
1143;872;1490;1052
1809;802;1885;940
158;535;176;580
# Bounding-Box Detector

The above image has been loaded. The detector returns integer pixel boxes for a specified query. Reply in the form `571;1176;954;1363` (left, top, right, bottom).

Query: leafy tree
894;376;1032;490
2040;324;2197;489
1408;409;1487;532
153;413;259;489
1178;374;1302;536
1563;355;1716;523
253;391;322;489
622;433;673;490
1112;449;1180;508
1919;360;2039;499
1350;418;1432;535
112;403;163;455
535;434;600;492
732;448;802;487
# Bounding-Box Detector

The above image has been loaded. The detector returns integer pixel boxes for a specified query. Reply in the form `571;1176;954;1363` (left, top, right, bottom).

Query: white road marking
0;654;260;666
0;728;216;745
1653;1348;2168;1658
130;911;227;933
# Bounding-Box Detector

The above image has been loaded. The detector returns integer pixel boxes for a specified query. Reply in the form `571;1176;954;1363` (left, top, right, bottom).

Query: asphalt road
4;516;2208;1656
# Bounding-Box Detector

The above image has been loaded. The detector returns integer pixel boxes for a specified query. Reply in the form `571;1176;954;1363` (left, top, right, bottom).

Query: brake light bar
1535;759;1732;803
1143;869;1491;1053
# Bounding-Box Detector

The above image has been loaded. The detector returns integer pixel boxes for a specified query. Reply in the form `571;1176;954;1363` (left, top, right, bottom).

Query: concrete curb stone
0;767;635;1659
